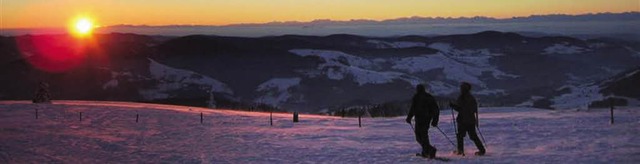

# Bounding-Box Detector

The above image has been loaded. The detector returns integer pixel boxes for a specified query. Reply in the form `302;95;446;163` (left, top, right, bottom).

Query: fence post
79;112;82;121
358;114;362;128
610;98;614;125
35;108;38;119
270;110;273;126
201;112;203;124
136;113;139;123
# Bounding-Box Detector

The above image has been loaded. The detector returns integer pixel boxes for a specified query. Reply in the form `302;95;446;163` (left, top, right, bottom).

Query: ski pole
435;126;456;148
476;113;487;149
476;126;487;148
450;103;457;135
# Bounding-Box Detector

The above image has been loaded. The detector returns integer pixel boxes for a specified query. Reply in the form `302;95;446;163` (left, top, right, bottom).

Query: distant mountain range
3;12;639;38
1;31;639;113
109;12;640;27
102;12;640;37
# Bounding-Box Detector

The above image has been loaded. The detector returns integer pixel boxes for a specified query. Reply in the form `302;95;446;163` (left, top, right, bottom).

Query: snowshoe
416;153;451;162
429;149;437;159
474;151;486;156
452;150;465;156
416;152;433;159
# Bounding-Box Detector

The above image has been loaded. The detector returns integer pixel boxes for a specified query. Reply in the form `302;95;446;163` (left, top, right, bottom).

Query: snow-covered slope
255;78;303;106
366;40;426;49
0;101;638;163
543;43;587;55
390;43;516;95
289;49;420;86
551;85;604;110
550;68;640;109
3;32;640;111
139;59;233;100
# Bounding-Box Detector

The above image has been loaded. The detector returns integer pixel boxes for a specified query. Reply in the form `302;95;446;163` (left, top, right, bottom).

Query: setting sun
70;17;95;37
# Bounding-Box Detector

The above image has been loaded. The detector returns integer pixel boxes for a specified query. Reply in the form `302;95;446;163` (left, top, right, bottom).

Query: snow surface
515;96;545;107
366;40;426;49
553;67;640;109
598;68;638;85
552;85;604;110
543;43;586;55
289;49;420;86
0;101;638;163
139;59;233;100
102;71;135;90
624;46;640;58
623;69;640;79
392;43;517;87
289;49;374;69
101;79;119;90
255;78;303;106
290;45;517;96
425;81;458;96
475;89;507;96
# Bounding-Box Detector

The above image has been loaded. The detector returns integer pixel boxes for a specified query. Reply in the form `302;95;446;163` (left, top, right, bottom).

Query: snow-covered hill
548;67;640;109
2;31;640;112
139;58;233;100
289;49;420;86
0;101;638;163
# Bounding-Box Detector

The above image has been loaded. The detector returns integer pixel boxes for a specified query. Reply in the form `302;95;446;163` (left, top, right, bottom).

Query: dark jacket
407;92;440;127
451;92;478;125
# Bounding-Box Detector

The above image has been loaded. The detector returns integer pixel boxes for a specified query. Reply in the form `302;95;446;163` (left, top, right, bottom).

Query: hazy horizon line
2;11;638;30
108;11;640;28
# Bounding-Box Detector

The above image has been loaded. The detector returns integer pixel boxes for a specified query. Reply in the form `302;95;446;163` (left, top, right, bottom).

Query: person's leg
455;123;467;155
424;127;437;158
426;135;437;158
414;128;423;145
415;125;428;156
468;124;486;154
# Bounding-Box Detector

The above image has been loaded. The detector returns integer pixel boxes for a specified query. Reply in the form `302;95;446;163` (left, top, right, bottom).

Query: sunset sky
2;0;638;29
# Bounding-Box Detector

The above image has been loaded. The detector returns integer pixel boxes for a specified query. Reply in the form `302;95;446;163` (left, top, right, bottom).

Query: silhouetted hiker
32;82;51;103
449;82;485;156
406;84;440;158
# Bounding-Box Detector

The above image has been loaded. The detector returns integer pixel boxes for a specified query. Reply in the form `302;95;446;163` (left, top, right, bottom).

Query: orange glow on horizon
1;0;639;29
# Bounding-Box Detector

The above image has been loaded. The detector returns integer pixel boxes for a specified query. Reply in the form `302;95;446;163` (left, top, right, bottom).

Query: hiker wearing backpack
449;82;486;156
406;84;440;158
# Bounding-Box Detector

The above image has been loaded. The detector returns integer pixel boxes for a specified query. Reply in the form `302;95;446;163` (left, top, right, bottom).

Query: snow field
0;101;638;163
